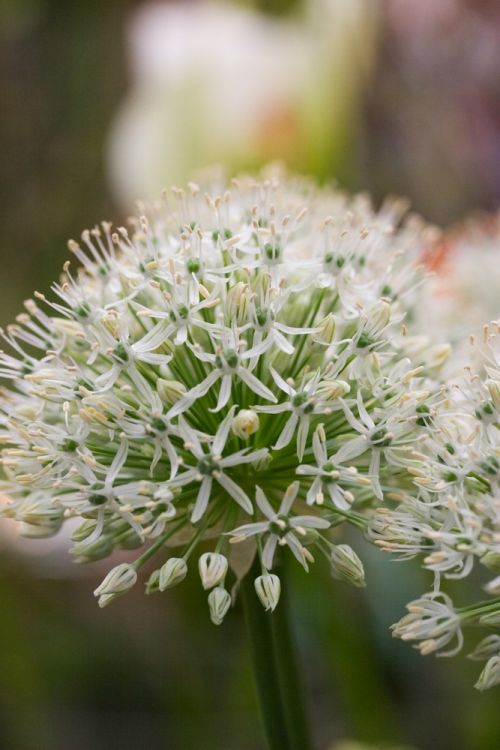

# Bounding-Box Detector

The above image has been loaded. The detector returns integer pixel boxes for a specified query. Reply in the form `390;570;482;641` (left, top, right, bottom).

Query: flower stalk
241;559;313;750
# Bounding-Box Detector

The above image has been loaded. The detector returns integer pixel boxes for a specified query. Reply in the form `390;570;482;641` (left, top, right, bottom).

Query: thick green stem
241;561;314;750
269;565;313;750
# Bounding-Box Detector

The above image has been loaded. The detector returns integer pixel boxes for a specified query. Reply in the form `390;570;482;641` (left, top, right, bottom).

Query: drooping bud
232;409;260;439
157;378;187;405
468;635;500;661
330;544;366;587
475;656;500;692
484;575;500;596
93;563;137;607
208;586;231;625
159;557;188;591
480;551;500;572
254;573;281;611
198;552;228;590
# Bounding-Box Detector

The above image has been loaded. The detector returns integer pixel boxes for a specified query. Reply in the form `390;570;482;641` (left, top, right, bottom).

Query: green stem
241;561;314;750
269;564;314;750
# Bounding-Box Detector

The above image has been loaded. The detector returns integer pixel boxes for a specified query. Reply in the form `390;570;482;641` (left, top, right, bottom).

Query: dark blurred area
1;1;500;749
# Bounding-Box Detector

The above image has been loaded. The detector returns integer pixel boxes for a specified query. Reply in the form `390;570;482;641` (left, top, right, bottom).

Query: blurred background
1;1;500;748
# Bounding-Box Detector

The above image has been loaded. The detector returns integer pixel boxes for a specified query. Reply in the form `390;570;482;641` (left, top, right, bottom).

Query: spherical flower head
3;168;499;689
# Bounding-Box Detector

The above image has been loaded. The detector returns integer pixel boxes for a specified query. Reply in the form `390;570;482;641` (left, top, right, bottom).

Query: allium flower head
1;171;499;679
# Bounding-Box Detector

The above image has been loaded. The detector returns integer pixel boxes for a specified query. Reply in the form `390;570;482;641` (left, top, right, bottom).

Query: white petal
270;367;295;396
280;481;300;514
211;374;232;413
274;412;299;450
285;533;308;570
297;416;310;460
238;368;277;403
312;427;327;466
191;477;212;523
292;515;330;529
255;486;276;519
212;405;238;455
262;534;279;569
105;437;128;488
217;473;253;514
167;371;220;418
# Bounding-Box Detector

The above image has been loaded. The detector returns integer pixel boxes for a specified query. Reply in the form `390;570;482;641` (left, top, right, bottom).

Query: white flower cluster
0;172;498;689
375;323;500;689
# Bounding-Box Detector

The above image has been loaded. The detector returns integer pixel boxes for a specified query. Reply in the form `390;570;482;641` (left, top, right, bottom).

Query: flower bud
484;575;500;596
199;552;228;590
330;544;366;587
480;551;500;572
425;343;451;373
316;379;350;401
159;557;188;591
314;314;336;345
93;563;137;607
475;656;500;692
468;635;500;661
157;378;187;405
225;282;250;326
71;519;98;542
254;573;281;612
145;569;160;594
208;586;231;625
479;611;500;627
71;535;114;563
485;379;500;410
367;300;391;332
232;409;260;439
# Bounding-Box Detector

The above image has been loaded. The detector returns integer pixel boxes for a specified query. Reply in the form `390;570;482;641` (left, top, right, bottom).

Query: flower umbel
1;171;499;688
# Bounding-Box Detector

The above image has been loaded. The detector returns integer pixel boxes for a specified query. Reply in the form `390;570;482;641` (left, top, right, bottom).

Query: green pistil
357;332;373;349
187;258;200;273
112;343;129;364
269;515;290;535
371;428;392;447
151;417;167;432
61;439;79;452
197;456;221;476
416;403;432;426
255;307;269;327
75;302;91;318
264;242;281;261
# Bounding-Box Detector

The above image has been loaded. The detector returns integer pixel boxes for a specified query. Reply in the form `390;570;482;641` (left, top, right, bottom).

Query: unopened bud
485;379;500;410
480;551;500;572
157;378;187;405
255;573;281;612
225;282;250;326
199;552;228;590
330;544;366;587
159;557;188;590
232;409;259;439
468;635;500;661
475;656;500;692
368;300;391;331
93;563;137;607
316;379;350;401
208;586;231;625
426;343;451;372
314;314;336;345
484;575;500;596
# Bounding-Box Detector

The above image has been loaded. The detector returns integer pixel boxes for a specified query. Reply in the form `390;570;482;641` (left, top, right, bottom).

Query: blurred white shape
107;0;376;209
